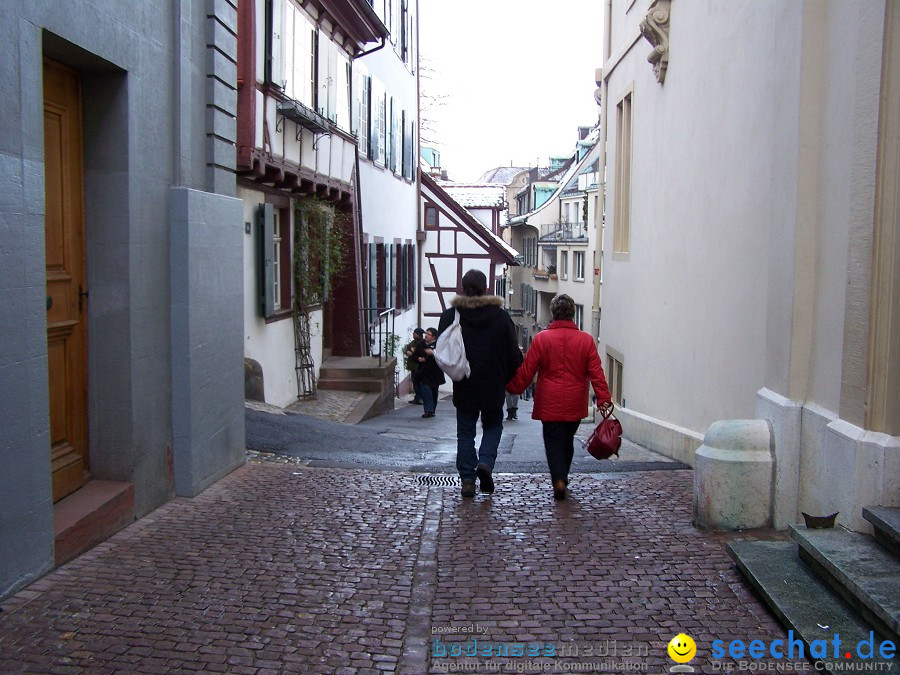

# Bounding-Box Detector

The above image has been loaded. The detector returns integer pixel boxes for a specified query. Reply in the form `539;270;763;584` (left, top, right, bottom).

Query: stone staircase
727;507;899;672
316;356;397;423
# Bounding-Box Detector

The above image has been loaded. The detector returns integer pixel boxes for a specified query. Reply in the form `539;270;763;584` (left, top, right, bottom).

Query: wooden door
43;58;89;502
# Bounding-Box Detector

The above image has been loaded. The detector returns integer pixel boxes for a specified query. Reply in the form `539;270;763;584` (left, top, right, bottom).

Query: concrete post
694;419;775;530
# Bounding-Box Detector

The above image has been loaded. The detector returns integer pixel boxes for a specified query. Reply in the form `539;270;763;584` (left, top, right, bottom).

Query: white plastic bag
433;309;471;382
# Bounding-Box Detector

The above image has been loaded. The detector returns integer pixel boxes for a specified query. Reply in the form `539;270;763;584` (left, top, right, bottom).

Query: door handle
47;296;53;311
78;285;89;312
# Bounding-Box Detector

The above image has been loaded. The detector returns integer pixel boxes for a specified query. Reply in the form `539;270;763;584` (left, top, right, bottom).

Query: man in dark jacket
437;269;523;498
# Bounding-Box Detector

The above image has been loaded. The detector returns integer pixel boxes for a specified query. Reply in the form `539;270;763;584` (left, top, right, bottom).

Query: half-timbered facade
420;173;518;322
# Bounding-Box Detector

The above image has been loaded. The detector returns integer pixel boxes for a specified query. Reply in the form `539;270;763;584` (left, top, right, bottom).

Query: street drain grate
415;474;460;487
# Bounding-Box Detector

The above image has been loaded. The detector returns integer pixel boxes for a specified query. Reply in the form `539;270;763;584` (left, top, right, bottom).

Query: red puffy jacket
506;320;612;422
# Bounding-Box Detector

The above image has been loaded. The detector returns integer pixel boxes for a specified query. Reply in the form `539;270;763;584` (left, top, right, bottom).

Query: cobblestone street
0;459;790;674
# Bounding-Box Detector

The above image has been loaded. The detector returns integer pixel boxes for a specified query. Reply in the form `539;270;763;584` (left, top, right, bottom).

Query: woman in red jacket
507;294;613;500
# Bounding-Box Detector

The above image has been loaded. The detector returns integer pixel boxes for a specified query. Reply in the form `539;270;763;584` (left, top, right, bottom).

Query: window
400;0;410;65
257;203;291;318
335;53;350;129
272;211;282;310
560;251;568;279
270;1;360;131
355;68;371;157
574;304;584;331
372;79;386;166
574;251;585;281
274;2;316;108
523;237;538;268
614;89;633;253
390;98;400;174
607;352;624;406
425;204;438;229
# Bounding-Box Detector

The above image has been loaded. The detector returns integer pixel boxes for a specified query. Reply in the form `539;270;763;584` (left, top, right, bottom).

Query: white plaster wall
239;186;299;408
470;209;492;230
356;29;418;244
608;0;648;65
807;2;883;412
601;0;781;432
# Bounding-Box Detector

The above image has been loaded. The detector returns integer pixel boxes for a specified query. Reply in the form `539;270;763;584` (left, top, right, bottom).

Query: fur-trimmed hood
450;294;504;310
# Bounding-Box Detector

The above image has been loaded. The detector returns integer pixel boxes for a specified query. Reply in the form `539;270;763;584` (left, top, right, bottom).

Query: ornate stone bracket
640;0;671;84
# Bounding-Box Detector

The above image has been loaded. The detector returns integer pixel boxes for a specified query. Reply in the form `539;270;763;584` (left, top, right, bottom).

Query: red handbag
584;407;623;460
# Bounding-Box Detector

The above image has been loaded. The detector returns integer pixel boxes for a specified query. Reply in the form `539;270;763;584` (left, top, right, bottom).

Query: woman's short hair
461;269;487;297
550;294;576;321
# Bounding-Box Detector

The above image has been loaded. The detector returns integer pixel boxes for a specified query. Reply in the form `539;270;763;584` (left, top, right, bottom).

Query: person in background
404;328;425;404
415;327;444;418
505;392;519;421
438;269;523;498
506;294;613;501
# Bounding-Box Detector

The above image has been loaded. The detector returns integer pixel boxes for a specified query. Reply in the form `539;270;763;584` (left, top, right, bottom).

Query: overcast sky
418;0;604;182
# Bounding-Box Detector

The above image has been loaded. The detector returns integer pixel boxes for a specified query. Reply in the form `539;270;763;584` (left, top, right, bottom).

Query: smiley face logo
667;633;696;663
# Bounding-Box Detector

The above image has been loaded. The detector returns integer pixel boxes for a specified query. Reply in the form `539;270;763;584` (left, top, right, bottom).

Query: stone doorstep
790;525;900;642
863;506;900;559
344;392;384;425
53;480;135;567
726;540;895;673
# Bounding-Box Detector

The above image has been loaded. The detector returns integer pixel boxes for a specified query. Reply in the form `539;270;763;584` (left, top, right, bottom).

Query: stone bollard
693;419;774;530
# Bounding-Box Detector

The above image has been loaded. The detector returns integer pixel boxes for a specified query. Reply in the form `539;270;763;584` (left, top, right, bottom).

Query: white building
597;0;898;530
506;128;601;348
237;0;419;408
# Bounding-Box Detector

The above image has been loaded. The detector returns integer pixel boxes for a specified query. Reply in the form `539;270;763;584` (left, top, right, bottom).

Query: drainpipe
356;36;387;59
415;0;423;328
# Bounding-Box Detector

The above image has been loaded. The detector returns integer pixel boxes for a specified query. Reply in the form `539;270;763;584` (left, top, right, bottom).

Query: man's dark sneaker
461;479;476;498
422;412;435;418
475;463;494;494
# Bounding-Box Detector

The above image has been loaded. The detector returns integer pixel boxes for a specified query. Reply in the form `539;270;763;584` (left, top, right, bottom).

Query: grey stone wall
170;187;245;496
0;0;244;599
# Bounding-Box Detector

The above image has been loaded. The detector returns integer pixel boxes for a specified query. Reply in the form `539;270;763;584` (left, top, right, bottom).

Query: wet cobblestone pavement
0;461;791;674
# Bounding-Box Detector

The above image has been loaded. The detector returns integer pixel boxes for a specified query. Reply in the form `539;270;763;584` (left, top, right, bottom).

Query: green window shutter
257;203;275;317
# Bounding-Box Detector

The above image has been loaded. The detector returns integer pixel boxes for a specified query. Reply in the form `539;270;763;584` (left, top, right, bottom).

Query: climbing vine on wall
292;196;349;400
293;196;347;311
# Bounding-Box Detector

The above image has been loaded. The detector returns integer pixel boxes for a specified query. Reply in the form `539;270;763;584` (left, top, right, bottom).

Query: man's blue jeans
456;407;503;480
421;385;438;414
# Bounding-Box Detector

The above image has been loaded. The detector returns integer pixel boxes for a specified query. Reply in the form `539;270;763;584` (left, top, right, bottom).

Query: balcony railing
539;221;589;242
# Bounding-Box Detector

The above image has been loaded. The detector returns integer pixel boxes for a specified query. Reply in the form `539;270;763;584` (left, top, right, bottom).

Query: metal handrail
359;306;396;367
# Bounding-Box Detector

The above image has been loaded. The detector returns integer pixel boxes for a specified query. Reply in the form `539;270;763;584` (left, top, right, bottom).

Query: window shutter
403;112;412;179
401;244;408;308
400;0;409;63
409;243;416;305
257;203;275;317
389;244;396;308
369;79;380;161
317;30;329;117
392;100;400;174
350;65;360;136
267;0;285;88
368;243;378;322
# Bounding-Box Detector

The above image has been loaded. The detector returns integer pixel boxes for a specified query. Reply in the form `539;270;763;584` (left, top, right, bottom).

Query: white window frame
356;67;370;157
275;2;316;109
560;251;568;280
574;251;585;281
272;210;282;311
